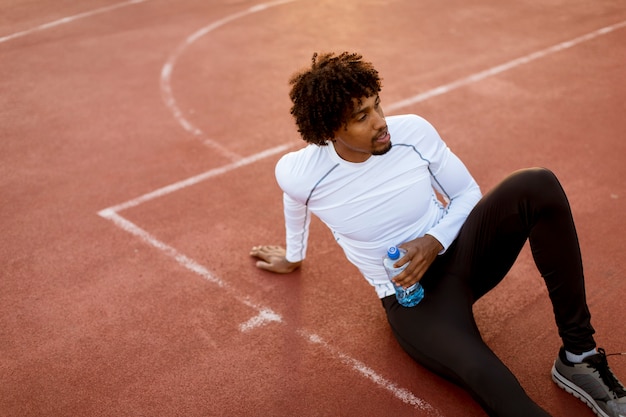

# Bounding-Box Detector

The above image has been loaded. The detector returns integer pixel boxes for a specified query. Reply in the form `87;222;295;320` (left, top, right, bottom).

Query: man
250;52;625;417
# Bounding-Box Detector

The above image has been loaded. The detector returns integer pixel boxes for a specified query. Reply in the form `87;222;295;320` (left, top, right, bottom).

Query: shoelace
587;348;626;398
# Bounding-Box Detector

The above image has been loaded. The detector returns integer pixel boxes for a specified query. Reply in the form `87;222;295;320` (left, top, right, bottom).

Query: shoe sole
551;362;610;417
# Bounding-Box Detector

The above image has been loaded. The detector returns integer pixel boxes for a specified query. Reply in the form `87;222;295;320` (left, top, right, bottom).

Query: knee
511;167;566;201
516;167;559;187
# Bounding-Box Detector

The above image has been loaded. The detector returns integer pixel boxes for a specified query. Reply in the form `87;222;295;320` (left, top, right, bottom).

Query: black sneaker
552;347;626;417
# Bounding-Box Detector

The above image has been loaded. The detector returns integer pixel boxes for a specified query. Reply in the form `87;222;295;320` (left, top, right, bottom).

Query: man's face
331;94;391;163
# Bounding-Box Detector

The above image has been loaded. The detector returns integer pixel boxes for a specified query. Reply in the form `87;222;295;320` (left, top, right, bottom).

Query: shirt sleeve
282;192;311;262
275;153;312;263
419;121;482;252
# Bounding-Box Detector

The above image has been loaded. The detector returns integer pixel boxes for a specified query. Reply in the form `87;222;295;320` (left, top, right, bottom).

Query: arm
425;149;482;252
393;119;482;288
251;156;311;274
250;193;308;274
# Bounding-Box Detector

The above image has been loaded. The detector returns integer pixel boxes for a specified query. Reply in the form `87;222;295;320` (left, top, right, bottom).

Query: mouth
375;128;390;144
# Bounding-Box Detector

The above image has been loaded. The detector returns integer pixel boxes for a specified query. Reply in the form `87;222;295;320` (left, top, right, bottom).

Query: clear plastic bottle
383;246;424;307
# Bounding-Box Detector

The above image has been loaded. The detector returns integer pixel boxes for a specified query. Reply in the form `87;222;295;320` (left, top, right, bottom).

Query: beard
372;141;393;156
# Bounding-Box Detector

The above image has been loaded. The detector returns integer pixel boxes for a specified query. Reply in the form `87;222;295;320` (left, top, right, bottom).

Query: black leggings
382;168;595;417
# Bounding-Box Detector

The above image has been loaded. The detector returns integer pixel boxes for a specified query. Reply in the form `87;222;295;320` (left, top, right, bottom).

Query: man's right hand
250;245;302;273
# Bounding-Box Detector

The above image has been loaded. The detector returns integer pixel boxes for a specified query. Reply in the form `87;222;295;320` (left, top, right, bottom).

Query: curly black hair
288;52;382;146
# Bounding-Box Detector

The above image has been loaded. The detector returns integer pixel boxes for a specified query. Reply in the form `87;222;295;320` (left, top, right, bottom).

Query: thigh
445;168;553;301
382;274;550;417
382;274;477;382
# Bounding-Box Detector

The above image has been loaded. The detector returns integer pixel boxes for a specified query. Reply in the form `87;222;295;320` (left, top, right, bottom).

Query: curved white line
160;0;300;161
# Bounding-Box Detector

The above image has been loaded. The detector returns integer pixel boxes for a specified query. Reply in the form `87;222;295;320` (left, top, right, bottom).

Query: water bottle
383;246;424;307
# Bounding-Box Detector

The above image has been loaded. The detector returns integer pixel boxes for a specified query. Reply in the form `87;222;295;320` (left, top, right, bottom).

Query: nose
372;107;386;129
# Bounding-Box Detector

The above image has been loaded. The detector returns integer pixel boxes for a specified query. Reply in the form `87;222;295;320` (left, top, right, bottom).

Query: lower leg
522;169;595;352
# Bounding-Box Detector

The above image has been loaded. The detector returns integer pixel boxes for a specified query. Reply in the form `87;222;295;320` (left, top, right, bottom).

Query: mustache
372;126;389;141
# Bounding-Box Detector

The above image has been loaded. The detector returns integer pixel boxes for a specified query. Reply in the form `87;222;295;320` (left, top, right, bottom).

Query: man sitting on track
249;51;626;417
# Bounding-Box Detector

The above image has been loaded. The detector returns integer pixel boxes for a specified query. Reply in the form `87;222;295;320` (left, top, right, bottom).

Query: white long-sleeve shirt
275;114;482;298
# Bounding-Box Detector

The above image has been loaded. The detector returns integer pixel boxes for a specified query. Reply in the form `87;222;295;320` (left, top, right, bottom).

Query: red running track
1;1;625;416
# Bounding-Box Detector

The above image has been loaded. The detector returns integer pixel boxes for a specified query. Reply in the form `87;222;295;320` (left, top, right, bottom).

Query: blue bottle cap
387;246;400;260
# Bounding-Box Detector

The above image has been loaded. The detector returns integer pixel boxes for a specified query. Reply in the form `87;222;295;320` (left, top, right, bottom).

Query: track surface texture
1;1;625;416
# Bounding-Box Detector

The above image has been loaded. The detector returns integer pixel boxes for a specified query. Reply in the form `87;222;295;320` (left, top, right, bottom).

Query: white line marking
98;209;225;286
0;0;148;44
97;208;439;412
160;0;301;160
102;142;293;213
117;18;626;216
239;308;283;332
98;209;284;328
300;330;444;416
386;19;626;112
103;19;626;211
